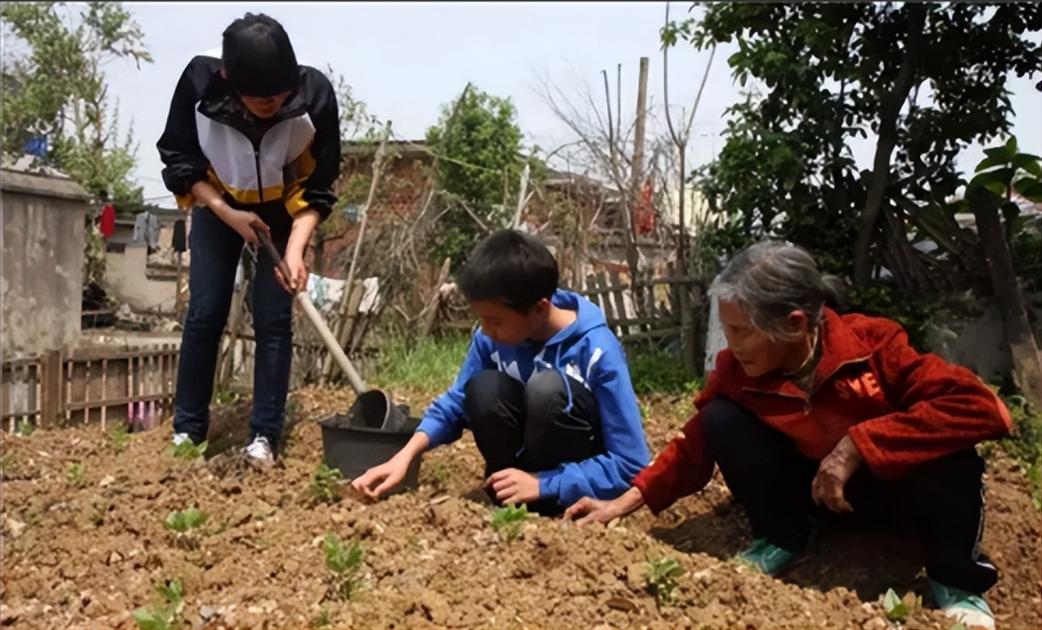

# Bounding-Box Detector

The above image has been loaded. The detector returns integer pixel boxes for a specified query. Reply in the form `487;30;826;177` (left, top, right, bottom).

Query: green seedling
425;462;450;487
164;507;207;548
489;504;529;542
213;389;240;406
310;463;342;504
948;624;967;630
0;452;15;477
647;555;684;607
310;608;332;628
15;419;33;437
881;588;922;621
322;533;364;601
132;579;184;630
109;422;132;451
66;462;87;488
170;440;207;461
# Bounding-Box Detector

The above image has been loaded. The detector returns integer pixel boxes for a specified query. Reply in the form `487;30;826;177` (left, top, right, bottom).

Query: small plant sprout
109;422;132;451
647;554;684;607
310;608;332;628
170;439;207;461
310;463;342;504
132;578;185;630
426;462;450;487
66;462;87;488
0;452;15;478
881;588;922;622
163;507;207;548
322;533;365;601
15;418;33;437
489;504;529;542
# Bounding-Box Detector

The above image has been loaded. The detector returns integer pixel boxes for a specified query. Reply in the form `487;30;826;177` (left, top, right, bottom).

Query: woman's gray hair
708;241;844;340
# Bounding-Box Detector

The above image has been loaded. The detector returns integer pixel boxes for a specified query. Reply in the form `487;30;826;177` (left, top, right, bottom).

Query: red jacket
633;308;1012;514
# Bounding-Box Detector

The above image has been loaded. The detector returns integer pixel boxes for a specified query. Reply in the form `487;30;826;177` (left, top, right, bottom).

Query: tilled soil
0;386;1038;629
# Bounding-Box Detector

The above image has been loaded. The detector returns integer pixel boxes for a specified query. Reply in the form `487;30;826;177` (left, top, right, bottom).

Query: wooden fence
578;265;705;371
216;278;379;390
1;344;179;432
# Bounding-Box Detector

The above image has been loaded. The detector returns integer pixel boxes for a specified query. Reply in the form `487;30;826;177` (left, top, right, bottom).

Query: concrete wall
104;243;178;314
1;167;90;359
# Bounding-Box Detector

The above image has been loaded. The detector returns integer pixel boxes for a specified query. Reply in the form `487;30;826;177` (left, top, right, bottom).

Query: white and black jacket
157;55;340;221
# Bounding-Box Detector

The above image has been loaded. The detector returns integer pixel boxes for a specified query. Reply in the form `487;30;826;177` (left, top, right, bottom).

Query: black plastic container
319;390;421;492
319;419;422;491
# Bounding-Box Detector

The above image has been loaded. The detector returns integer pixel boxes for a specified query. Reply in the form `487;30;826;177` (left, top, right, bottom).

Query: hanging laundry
132;212;148;243
98;203;116;239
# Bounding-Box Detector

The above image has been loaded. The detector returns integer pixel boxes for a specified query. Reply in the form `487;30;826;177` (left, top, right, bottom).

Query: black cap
222;13;299;97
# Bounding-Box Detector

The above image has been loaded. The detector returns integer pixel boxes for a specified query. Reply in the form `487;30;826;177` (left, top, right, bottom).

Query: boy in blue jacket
352;229;650;514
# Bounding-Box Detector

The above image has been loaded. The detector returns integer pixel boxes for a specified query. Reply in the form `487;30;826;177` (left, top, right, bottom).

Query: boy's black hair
222;13;298;97
458;229;558;311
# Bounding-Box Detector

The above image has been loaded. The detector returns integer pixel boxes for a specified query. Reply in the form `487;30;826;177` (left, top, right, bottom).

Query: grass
627;347;703;396
1003;396;1041;509
373;333;706;399
374;333;470;392
982;393;1041;509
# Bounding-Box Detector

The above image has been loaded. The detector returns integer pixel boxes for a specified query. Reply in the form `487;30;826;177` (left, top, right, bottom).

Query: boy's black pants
463;369;603;515
701;397;998;594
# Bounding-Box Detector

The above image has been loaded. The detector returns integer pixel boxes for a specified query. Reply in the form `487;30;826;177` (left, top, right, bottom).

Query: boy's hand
486;468;540;505
351;457;409;500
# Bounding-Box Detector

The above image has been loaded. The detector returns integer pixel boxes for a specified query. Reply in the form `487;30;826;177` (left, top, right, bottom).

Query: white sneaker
172;433;192;447
244;436;275;470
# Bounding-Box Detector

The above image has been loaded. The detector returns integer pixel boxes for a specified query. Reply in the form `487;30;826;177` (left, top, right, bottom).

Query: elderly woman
566;242;1010;629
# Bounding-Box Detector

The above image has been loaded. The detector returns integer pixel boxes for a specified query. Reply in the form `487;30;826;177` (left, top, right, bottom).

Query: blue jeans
173;206;294;449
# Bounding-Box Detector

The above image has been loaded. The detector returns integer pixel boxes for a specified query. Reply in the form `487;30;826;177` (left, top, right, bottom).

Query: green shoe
735;538;805;576
929;579;994;630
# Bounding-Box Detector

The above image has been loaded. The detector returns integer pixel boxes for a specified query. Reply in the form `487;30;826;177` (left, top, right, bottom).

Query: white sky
69;2;1042;207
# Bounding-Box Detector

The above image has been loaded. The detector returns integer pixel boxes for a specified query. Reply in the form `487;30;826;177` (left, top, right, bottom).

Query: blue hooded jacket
416;290;651;507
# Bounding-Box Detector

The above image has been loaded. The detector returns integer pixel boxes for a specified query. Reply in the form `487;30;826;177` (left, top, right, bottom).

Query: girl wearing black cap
157;13;340;467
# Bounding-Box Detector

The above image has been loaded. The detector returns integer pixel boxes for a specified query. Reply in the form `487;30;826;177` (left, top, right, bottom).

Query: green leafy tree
1;1;151;201
2;2;152;298
425;85;528;268
667;2;1042;288
964;138;1042;407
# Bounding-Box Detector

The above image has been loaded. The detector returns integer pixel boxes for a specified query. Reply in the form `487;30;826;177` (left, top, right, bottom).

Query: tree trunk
624;57;649;288
853;5;926;286
972;190;1042;408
